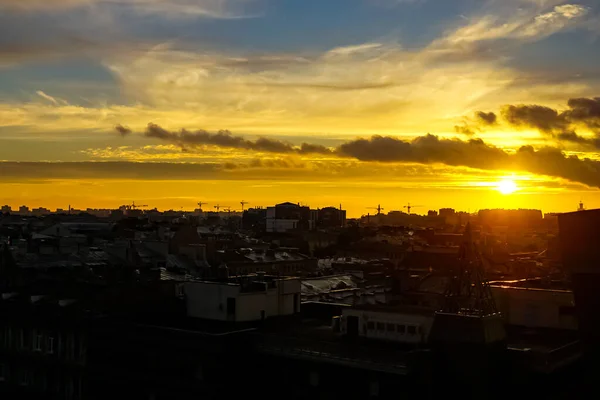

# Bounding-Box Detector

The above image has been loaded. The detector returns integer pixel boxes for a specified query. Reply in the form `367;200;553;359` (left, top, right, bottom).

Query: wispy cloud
0;0;262;19
35;90;68;106
426;3;590;62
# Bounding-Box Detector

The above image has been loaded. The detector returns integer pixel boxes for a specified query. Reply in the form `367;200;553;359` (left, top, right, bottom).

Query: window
0;363;6;382
18;368;28;386
3;327;10;348
386;323;395;332
559;305;576;316
47;337;55;354
407;326;417;335
19;329;28;350
367;322;374;330
175;284;185;299
66;376;74;400
376;322;385;331
67;334;75;360
397;324;406;334
73;335;79;360
34;333;43;352
226;297;236;316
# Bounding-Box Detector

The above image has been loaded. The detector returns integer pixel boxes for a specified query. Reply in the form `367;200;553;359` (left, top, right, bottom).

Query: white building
337;305;434;344
184;275;301;322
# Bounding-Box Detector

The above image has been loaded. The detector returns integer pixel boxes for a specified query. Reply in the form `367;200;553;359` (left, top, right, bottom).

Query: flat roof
348;304;435;317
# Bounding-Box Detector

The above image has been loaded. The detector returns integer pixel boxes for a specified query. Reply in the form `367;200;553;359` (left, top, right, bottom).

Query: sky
1;0;600;216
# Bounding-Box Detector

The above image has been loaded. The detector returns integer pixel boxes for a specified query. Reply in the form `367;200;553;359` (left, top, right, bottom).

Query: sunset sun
496;179;518;195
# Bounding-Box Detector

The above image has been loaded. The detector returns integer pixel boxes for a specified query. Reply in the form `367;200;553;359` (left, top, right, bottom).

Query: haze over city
2;0;600;215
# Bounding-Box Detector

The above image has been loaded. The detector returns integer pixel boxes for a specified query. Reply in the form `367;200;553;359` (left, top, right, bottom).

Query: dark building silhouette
558;210;600;365
478;209;543;228
316;207;346;228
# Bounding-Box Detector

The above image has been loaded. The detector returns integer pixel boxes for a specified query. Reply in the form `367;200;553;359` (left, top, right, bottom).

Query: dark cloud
564;97;600;132
475;111;497;125
557;131;600;149
138;123;333;155
114;124;131;137
298;142;332;154
454;125;475;136
502;104;568;133
337;134;600;188
337;135;509;171
500;97;600;149
123;122;600;188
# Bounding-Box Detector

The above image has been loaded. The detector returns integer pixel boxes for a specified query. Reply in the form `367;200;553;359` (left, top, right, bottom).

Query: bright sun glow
496;179;518;195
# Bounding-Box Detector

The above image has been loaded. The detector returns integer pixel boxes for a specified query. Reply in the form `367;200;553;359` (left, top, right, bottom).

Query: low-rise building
266;202;314;232
216;248;317;276
337;304;434;344
183;275;300;322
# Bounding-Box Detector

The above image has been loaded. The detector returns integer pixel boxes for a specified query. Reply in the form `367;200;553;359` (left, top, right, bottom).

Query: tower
429;224;506;396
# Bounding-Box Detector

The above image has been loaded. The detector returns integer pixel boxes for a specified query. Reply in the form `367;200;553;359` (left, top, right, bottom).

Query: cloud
564;97;600;132
502;104;568;132
453;111;497;136
475;111;497;125
427;3;590;63
326;43;384;57
1;0;598;150
454;125;475;136
140;123;333;155
337;135;600;189
36;90;61;105
95;1;598;138
0;0;262;19
114;124;132;137
126;122;600;188
500;97;600;147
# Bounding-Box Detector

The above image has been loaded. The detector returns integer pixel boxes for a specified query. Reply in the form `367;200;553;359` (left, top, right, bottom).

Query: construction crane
214;204;227;212
403;203;423;214
197;201;208;209
240;200;249;212
127;201;148;210
367;204;384;215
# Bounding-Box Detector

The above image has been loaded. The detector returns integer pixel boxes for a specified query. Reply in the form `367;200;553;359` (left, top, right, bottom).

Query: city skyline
2;0;600;214
0;197;583;218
